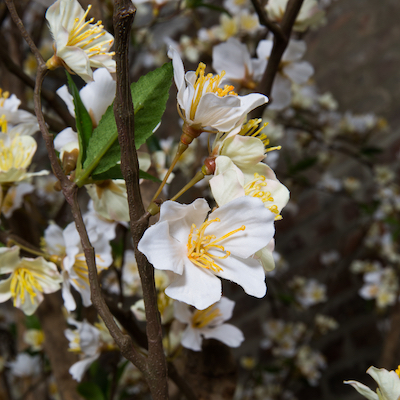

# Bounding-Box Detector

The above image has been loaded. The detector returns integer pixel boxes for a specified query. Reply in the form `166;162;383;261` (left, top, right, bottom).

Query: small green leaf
77;382;105;400
65;71;93;168
139;169;162;183
77;62;173;186
91;164;160;183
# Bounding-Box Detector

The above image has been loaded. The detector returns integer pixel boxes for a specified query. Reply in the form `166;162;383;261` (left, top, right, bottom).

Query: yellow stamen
189;63;237;121
187;218;245;273
64;4;114;59
239;119;282;154
244;173;282;221
0;136;35;172
0;114;7;133
192;304;222;329
395;365;400;377
10;266;44;306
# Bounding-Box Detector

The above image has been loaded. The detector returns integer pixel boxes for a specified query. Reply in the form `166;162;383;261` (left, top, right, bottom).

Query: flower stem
150;142;188;203
7;239;49;259
170;169;205;202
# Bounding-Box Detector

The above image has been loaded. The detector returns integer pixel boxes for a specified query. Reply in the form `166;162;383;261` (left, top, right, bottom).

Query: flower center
187;218;245;273
192;304;221;328
190;63;237;121
70;253;106;289
67;5;115;58
239;118;281;154
10;266;44;306
0;136;35;172
395;365;400;377
244;173;282;220
0;114;7;133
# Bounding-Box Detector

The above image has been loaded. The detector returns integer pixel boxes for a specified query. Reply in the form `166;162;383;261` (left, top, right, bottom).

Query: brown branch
113;0;168;398
251;0;285;40
4;0;147;379
36;293;81;400
256;0;305;105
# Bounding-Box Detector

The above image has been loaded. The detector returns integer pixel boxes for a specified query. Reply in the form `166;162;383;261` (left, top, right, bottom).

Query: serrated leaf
65;71;92;167
77;382;105;400
77;62;173;186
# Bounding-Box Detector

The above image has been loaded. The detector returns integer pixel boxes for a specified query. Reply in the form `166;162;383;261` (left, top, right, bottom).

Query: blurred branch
0;42;75;129
250;0;285;40
113;0;169;398
256;0;305;105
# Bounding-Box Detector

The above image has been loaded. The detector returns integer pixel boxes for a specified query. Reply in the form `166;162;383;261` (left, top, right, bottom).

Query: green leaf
91;164;160;183
77;382;105;400
77;62;173;186
65;71;93;169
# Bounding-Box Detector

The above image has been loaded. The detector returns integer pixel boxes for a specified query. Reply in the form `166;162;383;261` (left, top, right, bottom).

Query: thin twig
250;0;285;40
256;0;305;105
113;0;169;398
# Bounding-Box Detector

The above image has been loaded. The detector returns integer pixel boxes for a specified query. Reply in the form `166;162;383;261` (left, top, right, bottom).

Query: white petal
80;68;116;125
282;40;306;62
367;366;400;400
269;74;292;110
56;85;75;118
57;46;93;83
0;276;12;303
203;323;244;347
61;273;77;312
343;380;379;400
138;221;187;275
165;263;222;310
181;326;203;351
217;255;266;298
210;157;245;206
69;353;100;382
220;135;265;168
212;38;249;80
283;61;314;84
173;301;192;324
256;39;273;60
207;196;275;258
255;243;276;272
168;46;186;109
159;199;210;244
53;128;78;153
215;296;235;321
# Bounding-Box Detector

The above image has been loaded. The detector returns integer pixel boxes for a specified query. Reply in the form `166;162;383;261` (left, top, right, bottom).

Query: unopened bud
202;157;216;175
62;149;79;175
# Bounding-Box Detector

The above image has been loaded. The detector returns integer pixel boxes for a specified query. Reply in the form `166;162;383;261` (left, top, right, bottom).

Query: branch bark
255;0;305;105
113;0;169;398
